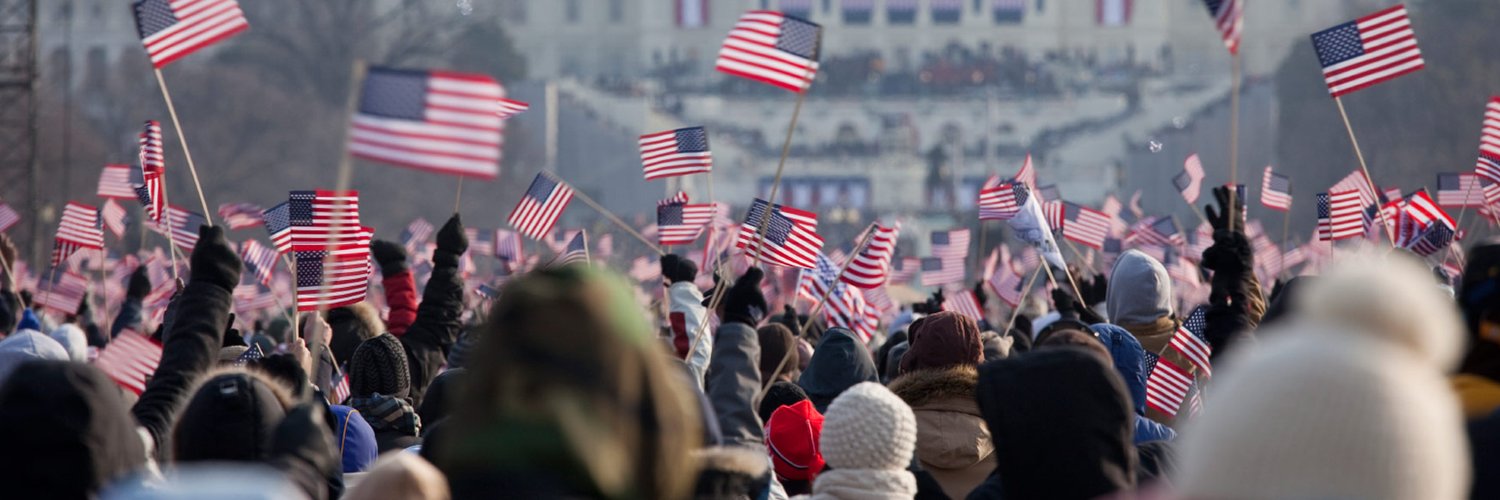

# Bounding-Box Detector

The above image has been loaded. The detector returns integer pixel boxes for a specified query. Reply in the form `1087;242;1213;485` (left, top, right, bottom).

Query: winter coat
697;321;777;498
969;347;1136;500
670;281;711;389
0;361;150;498
1090;324;1177;443
889;366;994;500
131;268;234;457
109;293;143;338
330;404;379;473
798;328;879;412
395;242;465;408
1106;250;1199;428
382;267;419;336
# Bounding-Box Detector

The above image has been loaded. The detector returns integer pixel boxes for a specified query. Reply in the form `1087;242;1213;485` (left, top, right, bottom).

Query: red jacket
382;269;418;336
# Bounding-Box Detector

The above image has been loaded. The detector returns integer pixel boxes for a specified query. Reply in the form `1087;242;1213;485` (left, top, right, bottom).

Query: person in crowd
887;311;993;499
798;328;879;412
1174;250;1469;499
809;382;918;500
663;253;711;388
765;399;825;495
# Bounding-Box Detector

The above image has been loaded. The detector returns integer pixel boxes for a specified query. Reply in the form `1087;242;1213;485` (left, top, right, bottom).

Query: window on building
608;0;624;22
565;0;580;23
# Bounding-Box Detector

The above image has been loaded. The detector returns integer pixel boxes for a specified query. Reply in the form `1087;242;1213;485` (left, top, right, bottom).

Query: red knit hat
765;399;826;481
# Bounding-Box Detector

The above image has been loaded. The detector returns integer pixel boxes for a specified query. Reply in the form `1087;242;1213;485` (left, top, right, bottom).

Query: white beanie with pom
1174;250;1470;500
812;382;918;500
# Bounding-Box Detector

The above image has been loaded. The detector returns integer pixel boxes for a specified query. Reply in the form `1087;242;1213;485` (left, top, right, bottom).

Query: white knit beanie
1174;250;1470;500
819;381;917;470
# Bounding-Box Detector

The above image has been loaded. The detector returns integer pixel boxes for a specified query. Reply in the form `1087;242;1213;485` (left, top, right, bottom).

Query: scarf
350;393;421;436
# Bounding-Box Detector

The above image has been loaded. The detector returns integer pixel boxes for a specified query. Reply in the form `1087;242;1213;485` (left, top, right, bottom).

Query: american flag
234;343;264;365
1317;191;1365;241
737;199;824;269
797;252;843;302
232;283;277;315
1175;154;1206;204
508;173;574;240
97;164;137;200
1014;154;1036;191
978;182;1028;221
1128;216;1184;247
920;257;963;287
136;121;166;223
1145;356;1193;418
1174;306;1213;376
262;202;292;254
52;202;104;266
656;192;714;246
1408;223;1455;257
942;289;985;323
1477;98;1500;184
556;230;589;266
1437;173;1487;208
350;67;505;179
888;256;919;284
1403;189;1454;229
240;239;277;286
327;372;351;405
495;229;524;264
1042;200;1064;230
826;285;879;343
1478;154;1500;187
35;270;89;315
465;228;494;257
1310;4;1423;98
294;249;371;312
101;199;129;239
715;10;822;92
1261;166;1293;211
132;0;249;68
843;223;900;288
287;190;362;253
496;98;529;119
92;329;162;395
988;264;1026;307
0;201;17;233
1202;0;1243;54
639;127;713;180
1331;169;1379;214
401;218;434;252
930;229;971;261
217;202;263;230
155;205;206;251
1062;203;1111;250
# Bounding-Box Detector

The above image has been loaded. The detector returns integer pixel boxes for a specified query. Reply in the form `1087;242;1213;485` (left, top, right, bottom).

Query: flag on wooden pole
640;127;713;180
350;67;505;179
715;10;822;92
132;0;250;68
508;173;575;240
97;164;137;200
1310;4;1424;98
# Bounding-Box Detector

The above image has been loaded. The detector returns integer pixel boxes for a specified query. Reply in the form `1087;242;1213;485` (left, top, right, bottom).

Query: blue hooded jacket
1090;323;1176;443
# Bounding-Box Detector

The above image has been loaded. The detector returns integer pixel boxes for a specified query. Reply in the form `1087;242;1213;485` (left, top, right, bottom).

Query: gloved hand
1201;230;1254;279
1053;288;1105;325
74;292;91;318
1205;185;1246;234
660;254;698;284
435;214;468;257
126;267;151;299
1082;273;1109;307
369;239;409;277
720;267;768;327
189;225;241;291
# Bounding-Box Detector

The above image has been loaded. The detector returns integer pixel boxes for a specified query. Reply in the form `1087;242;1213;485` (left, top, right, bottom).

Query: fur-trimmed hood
889;365;980;412
889;365;994;483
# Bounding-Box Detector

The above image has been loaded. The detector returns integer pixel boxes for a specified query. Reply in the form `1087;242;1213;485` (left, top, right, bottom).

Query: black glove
1082;273;1108;306
1204;185;1246;233
972;281;989;308
189;225;241;291
126;267;151;299
222;313;244;348
720;267;768;327
1201;230;1254;278
1051;288;1080;318
369;240;409;276
912;290;944;315
435;214;468;257
660;254;698;284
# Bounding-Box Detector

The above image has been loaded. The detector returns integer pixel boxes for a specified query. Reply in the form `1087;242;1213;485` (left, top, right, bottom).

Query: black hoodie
968;347;1137;500
796;328;878;412
0;361;147;499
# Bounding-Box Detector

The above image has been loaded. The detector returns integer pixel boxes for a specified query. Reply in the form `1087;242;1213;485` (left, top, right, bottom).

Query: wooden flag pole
282;254;299;335
309;59;370;317
41;265;61;322
97;247;110;335
1003;264;1046;333
562;180;664;255
751;89;810;267
454;177;465;214
0;240;15;291
152;68;214;224
1333;96;1395;245
1278;206;1292;278
1228;52;1242;209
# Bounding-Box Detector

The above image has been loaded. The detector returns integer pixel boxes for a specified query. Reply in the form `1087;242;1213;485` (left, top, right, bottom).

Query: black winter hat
349;333;410;399
756;381;809;424
0;362;146;498
173;371;292;463
418;368;465;428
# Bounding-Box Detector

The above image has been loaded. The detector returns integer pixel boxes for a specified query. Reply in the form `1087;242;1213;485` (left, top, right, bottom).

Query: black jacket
796;327;878;412
131;271;234;457
398;243;464;408
968;348;1137;500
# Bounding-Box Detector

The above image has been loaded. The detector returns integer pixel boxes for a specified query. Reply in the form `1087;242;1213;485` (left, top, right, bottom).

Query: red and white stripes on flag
1202;0;1243;54
920;257;964;287
979;183;1026;221
92;329;163;395
737;199;824;269
1062;203;1111;250
286;191;363;254
240;239;277;286
55;202;105;256
842;223;900;288
639;127;713;180
988;263;1026;307
35;270;89;315
508;173;575;240
137;121;166;223
132;0;250;68
657;194;716;247
156;205;205;250
1476;98;1500;185
1402;189;1454;229
1171;327;1213;377
1261;166;1293;211
350;67;505;179
101;199;129;239
942;289;984;323
1145;357;1194;417
496;98;530;119
1437;173;1487;208
295;245;372;312
97;164;137;199
1310;4;1423;98
1318;190;1365;241
715;10;822;92
0;202;17;233
1175;154;1206;204
217;202;263;230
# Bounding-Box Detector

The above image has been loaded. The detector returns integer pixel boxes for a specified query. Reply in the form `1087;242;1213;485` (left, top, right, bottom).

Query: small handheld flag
132;0;250;68
508;173;575;240
1310;4;1424;98
716;10;822;92
640;127;713;180
350;67;505;179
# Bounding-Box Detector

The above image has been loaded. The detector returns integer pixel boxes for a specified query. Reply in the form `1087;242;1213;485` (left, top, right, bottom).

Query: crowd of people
0;186;1495;500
